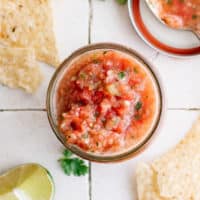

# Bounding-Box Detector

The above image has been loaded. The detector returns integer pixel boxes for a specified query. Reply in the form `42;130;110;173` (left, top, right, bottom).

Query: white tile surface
91;110;199;200
51;0;89;61
0;0;89;109
0;1;200;200
91;0;200;109
0;64;54;109
0;111;89;200
91;0;156;59
154;54;200;108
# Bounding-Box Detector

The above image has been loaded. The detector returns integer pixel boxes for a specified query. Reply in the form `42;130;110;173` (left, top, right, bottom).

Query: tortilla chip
152;117;200;200
136;117;200;200
0;46;43;93
0;0;59;67
136;163;168;200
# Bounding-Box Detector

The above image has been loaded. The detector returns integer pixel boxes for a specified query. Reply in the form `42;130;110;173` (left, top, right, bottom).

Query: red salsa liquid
155;0;200;31
56;50;158;154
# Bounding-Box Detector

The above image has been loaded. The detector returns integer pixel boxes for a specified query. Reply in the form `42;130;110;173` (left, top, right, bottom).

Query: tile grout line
88;0;93;200
0;108;46;112
151;51;160;63
88;0;93;45
0;108;200;112
168;108;200;111
88;162;92;200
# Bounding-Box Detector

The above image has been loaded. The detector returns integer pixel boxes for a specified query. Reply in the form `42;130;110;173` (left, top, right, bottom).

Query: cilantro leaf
135;101;142;111
59;149;89;176
63;149;73;158
118;71;126;79
59;158;72;175
116;0;127;5
70;158;89;176
166;0;173;4
192;14;197;19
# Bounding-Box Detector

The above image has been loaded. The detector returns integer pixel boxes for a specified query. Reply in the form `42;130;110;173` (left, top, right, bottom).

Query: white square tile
0;0;89;109
91;110;199;200
0;111;89;200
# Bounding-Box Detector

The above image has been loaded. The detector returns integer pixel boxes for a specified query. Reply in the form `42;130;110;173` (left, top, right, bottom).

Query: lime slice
0;163;54;200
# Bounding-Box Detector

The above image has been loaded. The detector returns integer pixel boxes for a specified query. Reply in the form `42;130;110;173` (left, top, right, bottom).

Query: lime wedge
0;163;54;200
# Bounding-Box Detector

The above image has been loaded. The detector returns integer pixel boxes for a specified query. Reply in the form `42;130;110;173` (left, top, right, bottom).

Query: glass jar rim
46;42;165;163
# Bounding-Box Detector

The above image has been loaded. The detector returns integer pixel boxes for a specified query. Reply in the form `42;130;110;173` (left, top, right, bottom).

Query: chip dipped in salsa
150;0;200;33
56;50;161;154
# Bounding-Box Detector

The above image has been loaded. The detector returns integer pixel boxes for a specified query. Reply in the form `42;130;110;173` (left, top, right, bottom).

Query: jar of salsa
47;43;164;162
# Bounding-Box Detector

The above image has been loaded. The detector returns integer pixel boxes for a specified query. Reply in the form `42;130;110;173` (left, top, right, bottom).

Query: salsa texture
151;0;200;32
56;50;158;153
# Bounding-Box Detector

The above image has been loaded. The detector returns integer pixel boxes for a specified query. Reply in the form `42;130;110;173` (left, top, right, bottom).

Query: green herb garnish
134;114;141;120
116;0;127;5
166;0;172;4
59;150;89;176
192;15;197;19
94;111;100;117
118;71;126;79
135;101;142;111
93;59;100;64
82;133;88;139
96;142;99;147
80;72;86;79
103;51;108;55
63;149;73;157
134;67;138;73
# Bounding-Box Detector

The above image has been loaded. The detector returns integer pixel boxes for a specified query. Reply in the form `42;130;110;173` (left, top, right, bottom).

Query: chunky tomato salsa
153;0;200;32
56;50;158;153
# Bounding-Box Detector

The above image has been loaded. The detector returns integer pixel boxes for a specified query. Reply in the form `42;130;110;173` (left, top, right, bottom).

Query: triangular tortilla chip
152;117;200;200
0;46;43;93
136;163;168;200
0;0;59;67
136;117;200;200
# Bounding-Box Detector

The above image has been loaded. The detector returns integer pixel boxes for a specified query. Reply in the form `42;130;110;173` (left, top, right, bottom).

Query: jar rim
46;42;165;163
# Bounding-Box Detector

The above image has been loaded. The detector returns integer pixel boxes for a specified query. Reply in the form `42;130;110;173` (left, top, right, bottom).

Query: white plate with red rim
128;0;200;57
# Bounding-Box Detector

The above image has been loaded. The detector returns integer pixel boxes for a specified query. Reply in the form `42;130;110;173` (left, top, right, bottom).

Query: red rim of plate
130;0;200;56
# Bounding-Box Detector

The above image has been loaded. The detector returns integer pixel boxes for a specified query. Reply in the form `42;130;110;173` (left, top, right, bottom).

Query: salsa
56;50;158;154
153;0;200;32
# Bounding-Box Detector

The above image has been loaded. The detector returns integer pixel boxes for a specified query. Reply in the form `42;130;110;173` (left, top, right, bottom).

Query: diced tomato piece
99;99;111;114
118;84;134;100
128;76;141;87
70;118;83;131
106;110;116;119
114;106;126;116
77;88;93;104
93;91;104;104
114;122;124;133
